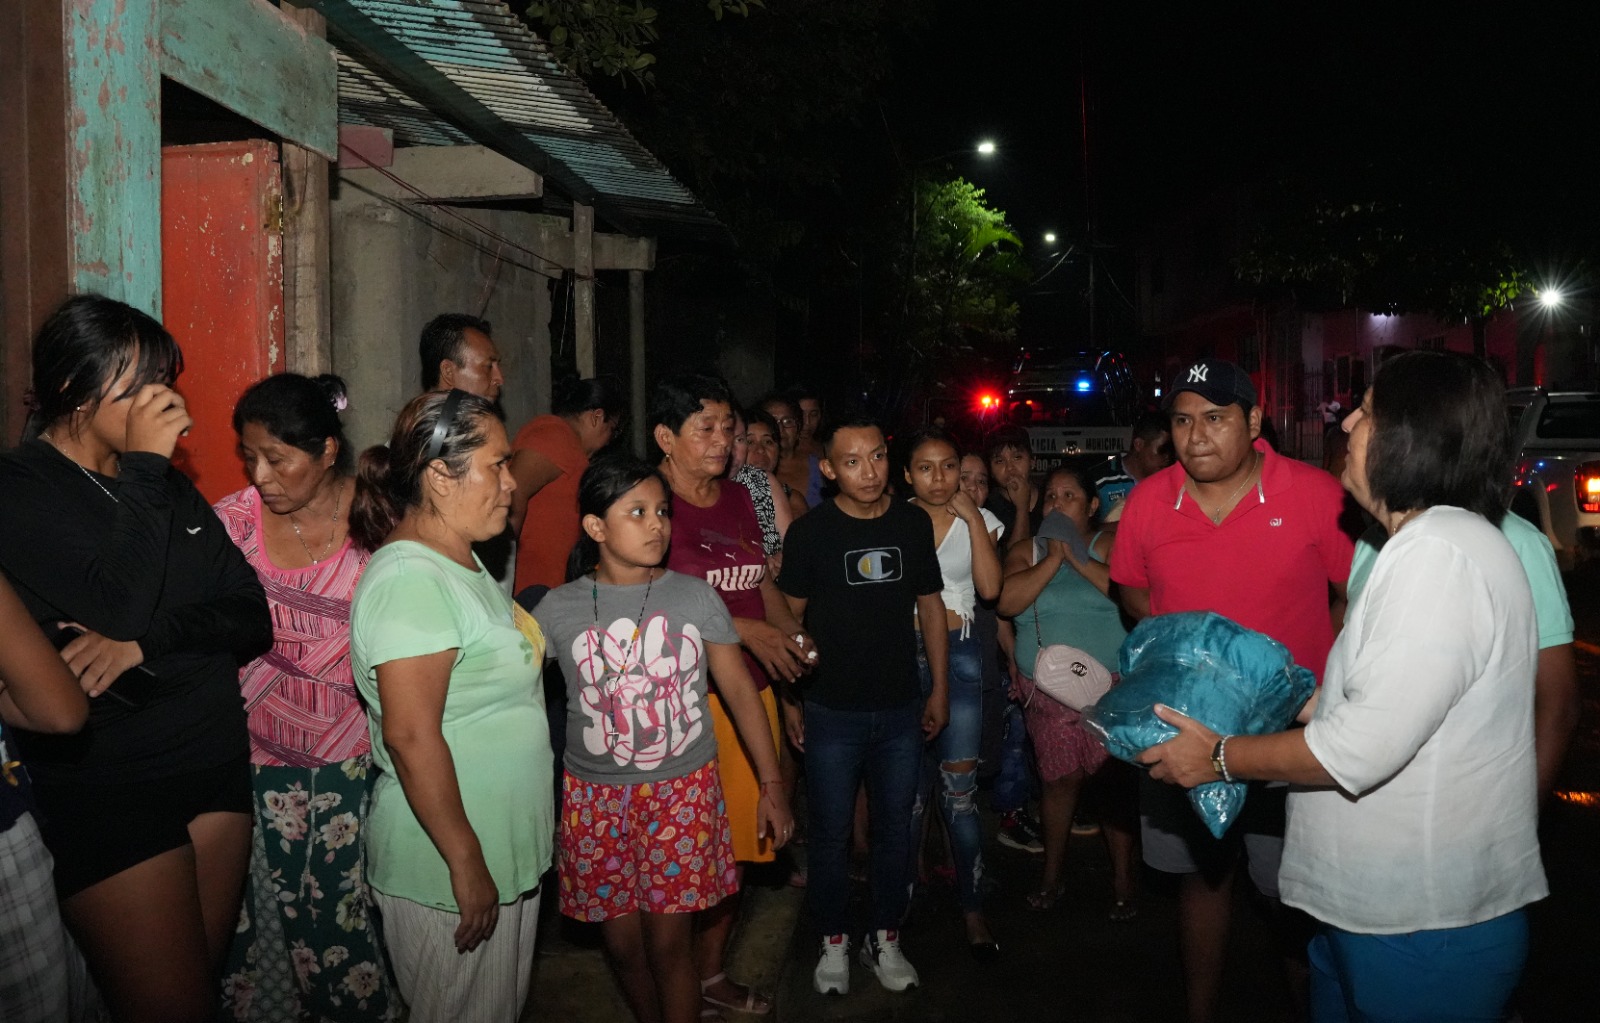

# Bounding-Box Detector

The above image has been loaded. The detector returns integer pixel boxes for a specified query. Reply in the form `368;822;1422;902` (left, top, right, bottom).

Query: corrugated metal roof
309;0;726;242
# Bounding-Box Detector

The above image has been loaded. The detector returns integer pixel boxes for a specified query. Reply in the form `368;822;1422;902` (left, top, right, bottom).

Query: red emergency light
1579;462;1600;514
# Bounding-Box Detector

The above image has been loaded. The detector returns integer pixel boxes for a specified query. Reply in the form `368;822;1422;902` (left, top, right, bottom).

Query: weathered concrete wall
329;188;554;452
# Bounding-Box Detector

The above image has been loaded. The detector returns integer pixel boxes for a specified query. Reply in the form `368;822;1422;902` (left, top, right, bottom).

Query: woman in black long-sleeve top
0;295;271;1023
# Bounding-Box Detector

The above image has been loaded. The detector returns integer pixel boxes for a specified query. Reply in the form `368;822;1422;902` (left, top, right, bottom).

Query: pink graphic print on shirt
571;612;706;771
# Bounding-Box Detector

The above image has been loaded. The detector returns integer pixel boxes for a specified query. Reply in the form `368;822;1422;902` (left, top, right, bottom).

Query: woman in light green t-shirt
348;390;553;1023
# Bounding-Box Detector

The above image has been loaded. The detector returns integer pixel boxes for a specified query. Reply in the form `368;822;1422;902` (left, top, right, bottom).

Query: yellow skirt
709;686;781;863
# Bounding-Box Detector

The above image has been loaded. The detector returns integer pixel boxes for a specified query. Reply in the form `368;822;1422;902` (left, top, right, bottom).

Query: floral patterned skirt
220;757;396;1022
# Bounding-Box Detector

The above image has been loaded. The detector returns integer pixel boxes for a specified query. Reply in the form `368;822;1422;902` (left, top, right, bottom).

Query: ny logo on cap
1188;364;1209;383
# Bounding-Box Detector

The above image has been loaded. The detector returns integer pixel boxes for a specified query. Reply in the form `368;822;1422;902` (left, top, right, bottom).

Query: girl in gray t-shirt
532;456;792;1022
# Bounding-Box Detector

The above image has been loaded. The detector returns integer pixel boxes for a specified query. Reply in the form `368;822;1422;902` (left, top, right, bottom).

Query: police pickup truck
1004;349;1139;473
1508;387;1600;572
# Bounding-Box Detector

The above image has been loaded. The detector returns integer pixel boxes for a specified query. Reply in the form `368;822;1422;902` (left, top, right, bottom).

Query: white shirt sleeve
980;506;1005;541
1303;534;1493;795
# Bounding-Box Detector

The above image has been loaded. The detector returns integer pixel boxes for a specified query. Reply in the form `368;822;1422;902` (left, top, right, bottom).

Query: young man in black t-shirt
778;415;948;997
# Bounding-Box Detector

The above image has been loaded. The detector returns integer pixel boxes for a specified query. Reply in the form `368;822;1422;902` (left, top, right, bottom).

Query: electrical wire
1097;253;1139;312
338;140;599;285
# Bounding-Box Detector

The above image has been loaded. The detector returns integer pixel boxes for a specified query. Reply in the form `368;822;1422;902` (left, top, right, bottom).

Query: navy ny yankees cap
1162;358;1258;411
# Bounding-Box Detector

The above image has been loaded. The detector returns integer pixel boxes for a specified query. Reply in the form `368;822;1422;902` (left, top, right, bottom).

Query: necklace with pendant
1189;452;1260;525
288;478;347;564
592;568;656;655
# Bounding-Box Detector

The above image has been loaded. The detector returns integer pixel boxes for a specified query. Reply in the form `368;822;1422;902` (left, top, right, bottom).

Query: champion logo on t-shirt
1270;517;1283;527
845;547;903;585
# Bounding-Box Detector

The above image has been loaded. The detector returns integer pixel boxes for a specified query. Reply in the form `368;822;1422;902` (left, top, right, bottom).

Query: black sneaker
997;810;1044;854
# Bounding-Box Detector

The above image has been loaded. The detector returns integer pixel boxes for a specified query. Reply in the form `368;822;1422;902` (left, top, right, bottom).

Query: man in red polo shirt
1111;358;1352;1023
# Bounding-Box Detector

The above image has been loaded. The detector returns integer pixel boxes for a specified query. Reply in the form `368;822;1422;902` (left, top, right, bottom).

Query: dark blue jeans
909;629;986;912
991;698;1035;814
804;699;924;936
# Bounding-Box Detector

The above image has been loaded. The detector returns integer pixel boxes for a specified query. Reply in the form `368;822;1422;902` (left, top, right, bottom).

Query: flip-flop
1109;897;1139;922
701;973;772;1016
1025;884;1067;911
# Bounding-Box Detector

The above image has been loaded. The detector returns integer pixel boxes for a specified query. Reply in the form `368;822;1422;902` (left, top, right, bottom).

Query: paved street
531;563;1600;1022
770;562;1600;1022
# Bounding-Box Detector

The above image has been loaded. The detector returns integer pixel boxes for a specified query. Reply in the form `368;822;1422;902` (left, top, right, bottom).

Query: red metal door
161;140;285;502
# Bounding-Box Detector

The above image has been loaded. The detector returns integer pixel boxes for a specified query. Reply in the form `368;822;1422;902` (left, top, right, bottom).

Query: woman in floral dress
216;374;394;1021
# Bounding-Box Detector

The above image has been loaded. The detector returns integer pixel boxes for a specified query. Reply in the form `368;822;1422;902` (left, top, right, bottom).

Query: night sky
883;2;1600;339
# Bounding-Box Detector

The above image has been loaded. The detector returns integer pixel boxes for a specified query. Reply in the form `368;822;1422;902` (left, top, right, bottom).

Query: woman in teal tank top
998;461;1139;917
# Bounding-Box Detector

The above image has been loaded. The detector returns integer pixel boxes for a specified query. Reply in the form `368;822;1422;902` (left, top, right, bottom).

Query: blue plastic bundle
1083;611;1316;838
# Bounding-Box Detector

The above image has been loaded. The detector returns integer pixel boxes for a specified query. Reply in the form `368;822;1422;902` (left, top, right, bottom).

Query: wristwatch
1210;736;1234;783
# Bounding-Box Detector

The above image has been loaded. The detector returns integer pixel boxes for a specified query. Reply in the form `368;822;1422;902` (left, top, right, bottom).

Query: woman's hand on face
1045;537;1077;567
947;490;982;524
56;624;145;698
740;619;806;683
1001;472;1029;503
1137;704;1222;788
124;384;193;459
449;856;501;953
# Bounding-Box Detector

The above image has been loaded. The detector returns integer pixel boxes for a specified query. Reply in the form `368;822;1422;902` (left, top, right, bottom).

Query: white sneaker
813;934;851;995
859;928;920;992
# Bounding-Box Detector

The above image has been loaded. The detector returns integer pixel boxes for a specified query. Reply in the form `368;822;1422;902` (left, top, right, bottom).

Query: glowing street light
1044;232;1058;245
976;139;997;156
1540;288;1564;309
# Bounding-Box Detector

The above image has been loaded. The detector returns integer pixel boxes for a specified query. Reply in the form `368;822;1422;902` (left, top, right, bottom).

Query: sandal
701;973;772;1016
1109;897;1139;922
1025;884;1067;911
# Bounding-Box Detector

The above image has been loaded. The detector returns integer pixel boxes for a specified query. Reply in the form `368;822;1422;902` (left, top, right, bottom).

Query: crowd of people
0;293;1574;1023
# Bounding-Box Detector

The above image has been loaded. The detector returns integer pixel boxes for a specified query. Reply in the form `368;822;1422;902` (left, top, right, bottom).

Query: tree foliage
1235;172;1526;321
524;0;764;87
902;177;1029;355
858;176;1030;419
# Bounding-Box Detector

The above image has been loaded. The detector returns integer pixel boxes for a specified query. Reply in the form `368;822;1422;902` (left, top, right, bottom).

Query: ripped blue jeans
909;628;986;913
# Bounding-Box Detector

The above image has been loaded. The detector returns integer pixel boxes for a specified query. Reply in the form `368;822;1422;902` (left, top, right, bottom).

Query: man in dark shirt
1092;410;1174;523
778;414;947;998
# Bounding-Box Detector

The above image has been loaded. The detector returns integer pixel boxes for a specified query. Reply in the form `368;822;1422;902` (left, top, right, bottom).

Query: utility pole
1080;41;1096;350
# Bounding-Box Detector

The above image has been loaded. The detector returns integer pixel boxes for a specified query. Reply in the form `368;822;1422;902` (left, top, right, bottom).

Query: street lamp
905;140;1001;311
1540;288;1564;309
1043;232;1057;245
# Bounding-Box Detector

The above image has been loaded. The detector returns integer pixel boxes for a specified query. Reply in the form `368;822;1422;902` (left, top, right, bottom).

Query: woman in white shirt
902;430;1004;960
1141;350;1546;1022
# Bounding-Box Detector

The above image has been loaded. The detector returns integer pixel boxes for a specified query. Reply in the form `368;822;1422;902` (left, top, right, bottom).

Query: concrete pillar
629;269;646;456
330;202;413;453
574;203;596;376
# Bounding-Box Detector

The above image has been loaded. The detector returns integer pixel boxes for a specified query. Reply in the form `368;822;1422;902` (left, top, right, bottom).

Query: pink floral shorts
558;760;739;921
1017;672;1111;782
